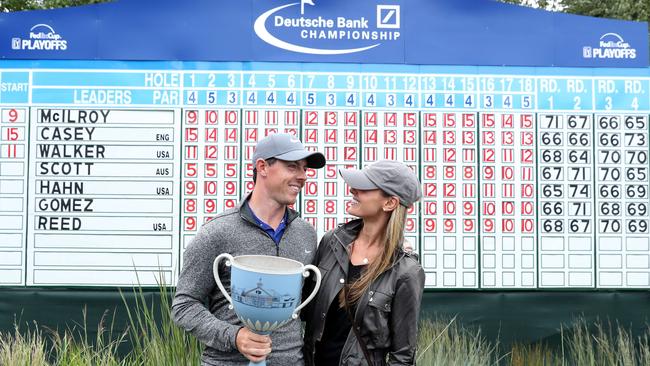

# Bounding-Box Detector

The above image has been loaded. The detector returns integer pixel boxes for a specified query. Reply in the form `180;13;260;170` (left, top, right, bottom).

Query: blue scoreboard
0;0;649;289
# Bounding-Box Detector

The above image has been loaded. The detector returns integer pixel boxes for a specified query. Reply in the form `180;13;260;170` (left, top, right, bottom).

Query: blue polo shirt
249;206;288;245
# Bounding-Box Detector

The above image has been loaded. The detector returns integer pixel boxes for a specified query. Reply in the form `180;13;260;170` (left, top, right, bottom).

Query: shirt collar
247;203;288;245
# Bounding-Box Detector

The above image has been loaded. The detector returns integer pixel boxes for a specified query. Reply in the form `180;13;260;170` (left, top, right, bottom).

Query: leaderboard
0;62;649;289
27;107;180;286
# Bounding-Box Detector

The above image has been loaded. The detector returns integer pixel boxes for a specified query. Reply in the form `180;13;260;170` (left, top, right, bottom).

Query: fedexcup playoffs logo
11;24;68;51
582;32;636;59
254;0;401;55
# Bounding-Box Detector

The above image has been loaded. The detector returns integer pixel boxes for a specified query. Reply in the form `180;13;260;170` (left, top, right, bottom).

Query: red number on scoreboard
483;218;495;233
424;183;437;197
424;218;436;233
205;146;218;160
404;113;417;127
462;113;476;127
185;110;198;124
463;219;475;233
225;163;237;178
185;128;198;142
443;113;456;127
423;113;436;127
185;216;197;231
205;199;217;213
405;218;416;232
344;147;357;161
205;110;218;125
325;200;336;214
185;163;197;178
185;181;196;195
224;181;237;195
424;201;437;215
204;181;217;195
305;200;316;213
305;111;318;125
185;199;197;213
443;219;455;233
205;163;217;178
325;112;337;125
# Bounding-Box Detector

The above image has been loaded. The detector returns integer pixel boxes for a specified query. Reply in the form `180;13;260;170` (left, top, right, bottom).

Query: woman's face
347;188;390;218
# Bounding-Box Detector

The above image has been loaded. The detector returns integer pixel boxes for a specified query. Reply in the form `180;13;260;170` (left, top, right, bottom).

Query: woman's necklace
351;240;370;265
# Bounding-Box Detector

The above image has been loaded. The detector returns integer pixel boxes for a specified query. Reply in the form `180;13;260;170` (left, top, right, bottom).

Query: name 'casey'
39;127;95;140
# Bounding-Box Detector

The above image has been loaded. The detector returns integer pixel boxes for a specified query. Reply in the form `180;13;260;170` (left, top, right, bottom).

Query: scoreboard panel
480;112;537;288
28;105;180;285
0;103;28;286
1;63;650;288
595;113;650;287
420;111;479;288
537;113;595;288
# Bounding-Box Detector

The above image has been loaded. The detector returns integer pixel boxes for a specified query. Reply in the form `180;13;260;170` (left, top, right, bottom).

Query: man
172;133;326;366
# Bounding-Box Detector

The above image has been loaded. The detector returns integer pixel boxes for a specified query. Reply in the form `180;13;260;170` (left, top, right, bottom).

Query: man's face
263;159;308;206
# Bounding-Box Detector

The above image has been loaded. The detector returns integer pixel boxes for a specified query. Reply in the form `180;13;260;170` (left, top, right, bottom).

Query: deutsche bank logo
377;5;400;29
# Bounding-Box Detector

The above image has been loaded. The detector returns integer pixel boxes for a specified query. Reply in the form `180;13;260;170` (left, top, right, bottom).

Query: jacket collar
237;192;300;226
332;218;407;268
332;218;364;248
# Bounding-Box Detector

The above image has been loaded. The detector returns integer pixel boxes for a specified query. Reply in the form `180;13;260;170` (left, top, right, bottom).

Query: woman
303;160;425;366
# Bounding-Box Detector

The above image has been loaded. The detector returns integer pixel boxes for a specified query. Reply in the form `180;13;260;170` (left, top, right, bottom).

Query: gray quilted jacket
172;194;317;366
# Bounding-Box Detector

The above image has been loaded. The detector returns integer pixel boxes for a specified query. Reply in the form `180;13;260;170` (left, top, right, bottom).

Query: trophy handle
213;253;234;310
292;264;321;319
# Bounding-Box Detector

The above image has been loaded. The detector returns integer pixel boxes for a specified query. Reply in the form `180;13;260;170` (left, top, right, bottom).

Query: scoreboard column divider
476;110;482;290
590;80;597;287
298;72;303;215
642;109;650;289
417;110;423;270
178;105;183;278
178;106;182;274
644;113;650;288
533;112;539;289
298;106;302;215
24;71;33;286
356;109;361;170
238;106;243;209
592;112;597;286
534;76;539;289
23;107;32;286
178;69;185;277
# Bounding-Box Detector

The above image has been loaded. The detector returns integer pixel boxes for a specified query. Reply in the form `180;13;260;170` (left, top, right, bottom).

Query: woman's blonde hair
340;201;408;307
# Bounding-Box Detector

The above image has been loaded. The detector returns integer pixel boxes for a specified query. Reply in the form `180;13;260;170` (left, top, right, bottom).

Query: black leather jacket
302;219;425;366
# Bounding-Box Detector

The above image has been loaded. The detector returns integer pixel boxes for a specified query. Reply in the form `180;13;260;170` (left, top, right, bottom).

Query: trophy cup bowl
213;253;321;366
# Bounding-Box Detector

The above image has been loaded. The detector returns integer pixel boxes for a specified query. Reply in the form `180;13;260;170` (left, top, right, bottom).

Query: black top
315;262;366;366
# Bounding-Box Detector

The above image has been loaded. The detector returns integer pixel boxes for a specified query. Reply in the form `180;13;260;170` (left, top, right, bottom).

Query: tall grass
509;342;562;366
50;308;128;366
563;318;650;366
416;316;500;365
0;283;201;366
120;282;201;366
4;293;650;365
0;322;49;366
